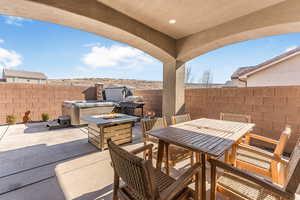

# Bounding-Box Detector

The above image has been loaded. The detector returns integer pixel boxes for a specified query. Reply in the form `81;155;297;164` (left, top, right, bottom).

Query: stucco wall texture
135;87;300;153
6;77;47;84
247;54;300;87
0;83;96;124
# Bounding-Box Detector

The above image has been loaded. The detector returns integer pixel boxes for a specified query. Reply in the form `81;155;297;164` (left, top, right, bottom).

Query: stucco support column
162;61;185;123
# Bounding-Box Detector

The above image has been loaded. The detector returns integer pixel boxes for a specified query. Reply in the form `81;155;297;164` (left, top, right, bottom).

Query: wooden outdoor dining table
147;118;255;200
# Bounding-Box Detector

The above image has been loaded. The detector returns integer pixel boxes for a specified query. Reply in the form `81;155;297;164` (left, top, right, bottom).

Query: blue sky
0;14;299;83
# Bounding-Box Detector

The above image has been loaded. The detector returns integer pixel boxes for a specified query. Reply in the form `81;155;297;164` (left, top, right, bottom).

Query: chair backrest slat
108;139;157;199
141;117;167;134
220;113;251;123
284;138;300;193
171;113;191;125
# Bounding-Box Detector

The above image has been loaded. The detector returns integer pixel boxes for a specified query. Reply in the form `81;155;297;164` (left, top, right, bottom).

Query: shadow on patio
0;123;143;200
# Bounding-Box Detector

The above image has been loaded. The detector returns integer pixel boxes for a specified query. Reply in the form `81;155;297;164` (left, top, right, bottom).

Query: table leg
165;143;170;175
195;153;201;200
201;153;206;200
210;162;217;200
156;140;165;170
231;143;237;167
224;150;230;164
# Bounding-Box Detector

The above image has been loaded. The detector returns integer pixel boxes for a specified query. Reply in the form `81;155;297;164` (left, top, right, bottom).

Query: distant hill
48;78;224;89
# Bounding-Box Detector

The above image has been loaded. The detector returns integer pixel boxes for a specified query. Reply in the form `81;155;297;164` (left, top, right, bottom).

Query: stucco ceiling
98;0;285;39
1;0;298;62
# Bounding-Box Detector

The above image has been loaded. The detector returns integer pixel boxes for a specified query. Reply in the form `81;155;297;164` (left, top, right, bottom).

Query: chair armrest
130;144;153;162
130;144;153;155
160;163;201;200
209;159;294;199
238;144;288;165
247;133;279;145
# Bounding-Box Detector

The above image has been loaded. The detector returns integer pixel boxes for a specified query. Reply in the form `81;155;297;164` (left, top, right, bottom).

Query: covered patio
0;118;299;200
1;0;300;199
2;0;300;121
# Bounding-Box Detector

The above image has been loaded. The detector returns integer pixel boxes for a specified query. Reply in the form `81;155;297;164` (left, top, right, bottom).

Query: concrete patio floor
0;122;143;200
0;122;202;200
0;122;298;200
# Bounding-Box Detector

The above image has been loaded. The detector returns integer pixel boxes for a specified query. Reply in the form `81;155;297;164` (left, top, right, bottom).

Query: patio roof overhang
2;0;300;120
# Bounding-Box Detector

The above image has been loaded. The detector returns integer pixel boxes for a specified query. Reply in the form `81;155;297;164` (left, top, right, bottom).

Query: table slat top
82;114;138;126
147;118;255;157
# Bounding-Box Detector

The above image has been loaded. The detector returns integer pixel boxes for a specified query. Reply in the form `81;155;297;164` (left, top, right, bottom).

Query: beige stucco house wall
231;47;300;87
6;77;46;84
246;54;300;87
3;69;47;84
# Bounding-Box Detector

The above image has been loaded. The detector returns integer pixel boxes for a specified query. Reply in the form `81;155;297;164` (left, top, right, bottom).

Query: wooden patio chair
171;113;191;125
141;117;167;145
209;137;300;200
220;113;252;164
220;112;252;146
236;126;291;185
141;117;193;173
107;139;201;200
220;112;251;123
171;113;194;165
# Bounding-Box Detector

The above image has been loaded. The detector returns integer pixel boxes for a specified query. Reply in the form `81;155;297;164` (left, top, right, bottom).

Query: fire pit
82;113;138;150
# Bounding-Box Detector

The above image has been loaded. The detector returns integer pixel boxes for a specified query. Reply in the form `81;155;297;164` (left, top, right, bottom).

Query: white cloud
285;45;297;52
81;44;154;68
0;47;22;68
3;16;31;26
83;42;101;47
0;39;4;44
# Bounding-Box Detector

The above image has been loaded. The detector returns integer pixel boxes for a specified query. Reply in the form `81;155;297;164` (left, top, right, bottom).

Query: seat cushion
218;172;278;200
237;148;271;170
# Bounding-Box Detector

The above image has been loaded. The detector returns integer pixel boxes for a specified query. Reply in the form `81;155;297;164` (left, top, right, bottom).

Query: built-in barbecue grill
103;86;144;117
118;101;144;116
62;85;144;126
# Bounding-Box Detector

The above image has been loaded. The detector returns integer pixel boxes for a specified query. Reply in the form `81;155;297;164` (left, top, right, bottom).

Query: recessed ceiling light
168;19;176;24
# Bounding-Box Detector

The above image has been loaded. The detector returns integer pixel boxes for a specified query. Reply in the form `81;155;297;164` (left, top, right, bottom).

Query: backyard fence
135;86;300;153
0;83;96;124
1;83;300;153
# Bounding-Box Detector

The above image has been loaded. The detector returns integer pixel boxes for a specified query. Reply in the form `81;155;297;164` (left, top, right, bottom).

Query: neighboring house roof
223;80;236;88
232;46;300;80
223;80;245;88
231;66;257;79
3;69;47;80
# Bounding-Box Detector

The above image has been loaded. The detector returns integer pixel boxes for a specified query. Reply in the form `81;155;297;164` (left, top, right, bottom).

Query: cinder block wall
136;86;300;153
2;85;299;152
0;83;96;124
134;89;162;116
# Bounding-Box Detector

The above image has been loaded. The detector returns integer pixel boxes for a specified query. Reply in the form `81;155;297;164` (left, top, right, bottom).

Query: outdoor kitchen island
82;113;138;150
